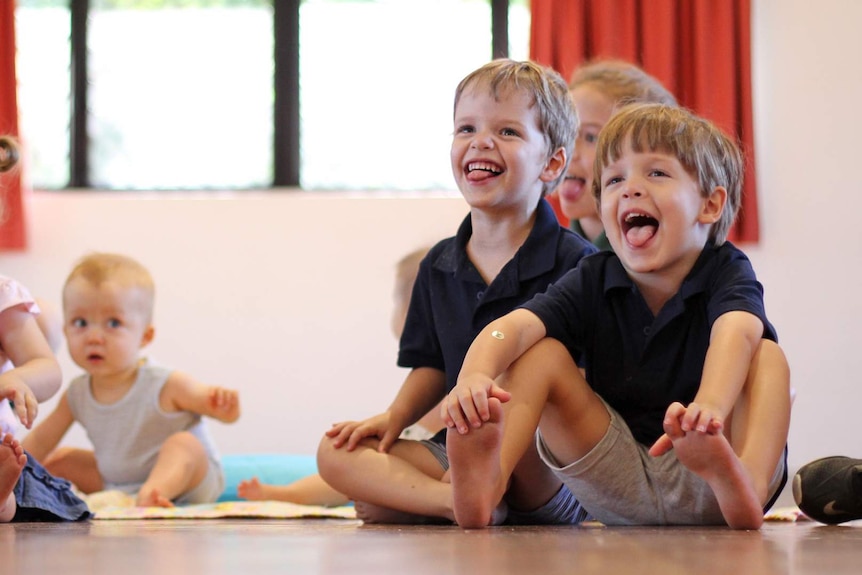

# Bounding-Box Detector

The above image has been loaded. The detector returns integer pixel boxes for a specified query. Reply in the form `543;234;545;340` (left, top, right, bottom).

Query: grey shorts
536;399;787;526
419;439;450;471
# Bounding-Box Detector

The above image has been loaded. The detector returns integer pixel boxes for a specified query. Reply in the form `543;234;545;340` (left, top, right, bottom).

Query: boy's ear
140;324;155;348
698;186;727;224
540;147;567;183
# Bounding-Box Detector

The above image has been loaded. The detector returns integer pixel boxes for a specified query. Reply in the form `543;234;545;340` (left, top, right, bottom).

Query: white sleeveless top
66;359;221;491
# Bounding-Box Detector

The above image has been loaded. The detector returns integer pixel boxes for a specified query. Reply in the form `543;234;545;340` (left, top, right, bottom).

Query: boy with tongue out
443;103;791;530
317;59;597;526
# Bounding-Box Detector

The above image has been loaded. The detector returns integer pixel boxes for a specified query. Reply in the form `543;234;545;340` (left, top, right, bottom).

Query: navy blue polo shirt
522;241;777;447
398;199;597;398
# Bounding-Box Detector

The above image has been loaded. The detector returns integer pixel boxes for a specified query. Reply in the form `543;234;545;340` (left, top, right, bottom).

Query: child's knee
160;431;207;460
750;339;791;392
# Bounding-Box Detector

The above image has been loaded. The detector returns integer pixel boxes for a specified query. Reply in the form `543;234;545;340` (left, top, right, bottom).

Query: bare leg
448;338;610;529
238;474;349;507
136;432;208;507
317;436;453;522
43;447;103;494
0;434;26;522
668;340;791;529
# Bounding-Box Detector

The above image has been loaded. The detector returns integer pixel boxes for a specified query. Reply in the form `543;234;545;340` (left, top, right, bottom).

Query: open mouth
622;211;659;247
466;161;503;182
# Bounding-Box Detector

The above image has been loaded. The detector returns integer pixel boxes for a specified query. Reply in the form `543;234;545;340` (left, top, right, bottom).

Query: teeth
468;162;501;174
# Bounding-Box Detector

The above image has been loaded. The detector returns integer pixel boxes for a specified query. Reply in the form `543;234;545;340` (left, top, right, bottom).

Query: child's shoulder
525;200;598;261
0;275;37;316
695;241;757;279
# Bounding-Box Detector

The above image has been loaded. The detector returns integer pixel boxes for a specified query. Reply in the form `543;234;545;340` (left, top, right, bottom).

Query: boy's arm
690;310;765;430
650;311;764;456
21;392;75;460
386;367;447;432
161;371;240;424
444;308;547;433
326;367;445;453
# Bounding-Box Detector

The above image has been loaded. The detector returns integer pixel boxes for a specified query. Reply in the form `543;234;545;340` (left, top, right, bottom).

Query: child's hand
441;374;511;435
678;401;723;434
0;375;38;429
648;401;723;457
325;412;401;453
207;387;240;422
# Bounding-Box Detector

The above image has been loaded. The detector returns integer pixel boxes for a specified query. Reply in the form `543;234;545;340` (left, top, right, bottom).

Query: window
15;0;530;191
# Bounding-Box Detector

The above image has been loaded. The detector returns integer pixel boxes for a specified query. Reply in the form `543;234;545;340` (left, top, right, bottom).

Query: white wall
3;191;468;457
4;0;859;505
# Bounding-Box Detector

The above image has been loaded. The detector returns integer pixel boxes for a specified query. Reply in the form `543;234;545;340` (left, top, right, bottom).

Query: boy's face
451;85;564;214
63;278;154;382
598;141;725;281
556;84;615;221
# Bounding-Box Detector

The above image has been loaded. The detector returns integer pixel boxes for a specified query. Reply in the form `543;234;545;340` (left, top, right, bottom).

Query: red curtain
531;0;758;243
0;0;26;250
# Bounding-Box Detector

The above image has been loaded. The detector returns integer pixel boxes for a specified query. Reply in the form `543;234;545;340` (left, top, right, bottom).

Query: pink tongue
467;170;496;182
626;225;657;247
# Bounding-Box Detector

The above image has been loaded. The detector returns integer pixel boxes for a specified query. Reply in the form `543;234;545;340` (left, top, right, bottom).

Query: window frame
62;0;512;190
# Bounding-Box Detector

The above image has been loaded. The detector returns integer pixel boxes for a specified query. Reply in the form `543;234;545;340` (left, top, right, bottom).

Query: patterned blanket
83;490;356;520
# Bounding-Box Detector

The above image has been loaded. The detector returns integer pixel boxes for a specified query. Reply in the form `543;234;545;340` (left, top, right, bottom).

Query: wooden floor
2;517;860;574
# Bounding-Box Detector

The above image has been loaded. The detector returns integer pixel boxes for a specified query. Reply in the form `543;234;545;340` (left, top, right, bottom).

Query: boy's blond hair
454;59;578;196
570;59;677;109
64;253;156;321
593;103;742;245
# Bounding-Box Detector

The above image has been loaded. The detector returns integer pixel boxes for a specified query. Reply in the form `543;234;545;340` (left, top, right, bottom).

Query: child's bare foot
353;500;451;525
447;397;509;529
237;477;263;501
0;434;26;522
136;487;174;508
671;430;764;529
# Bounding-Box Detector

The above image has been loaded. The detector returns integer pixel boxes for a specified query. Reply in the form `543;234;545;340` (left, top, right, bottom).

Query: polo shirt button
476;291;484;300
643;326;650;336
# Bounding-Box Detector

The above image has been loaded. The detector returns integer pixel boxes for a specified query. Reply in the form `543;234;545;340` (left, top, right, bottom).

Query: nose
621;177;644;199
84;326;104;344
469;131;494;150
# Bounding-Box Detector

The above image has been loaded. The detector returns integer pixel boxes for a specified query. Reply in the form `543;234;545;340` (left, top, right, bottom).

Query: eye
107;318;122;328
71;318;86;328
501;127;520;137
649;169;670;178
603;175;623;187
581;131;599;144
455;124;474;135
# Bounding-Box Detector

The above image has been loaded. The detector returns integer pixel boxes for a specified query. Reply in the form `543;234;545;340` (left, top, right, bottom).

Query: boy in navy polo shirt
317;59;597;524
444;103;791;530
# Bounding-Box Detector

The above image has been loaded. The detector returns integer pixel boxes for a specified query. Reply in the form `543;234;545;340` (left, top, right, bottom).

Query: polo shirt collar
604;241;718;300
433;199;563;282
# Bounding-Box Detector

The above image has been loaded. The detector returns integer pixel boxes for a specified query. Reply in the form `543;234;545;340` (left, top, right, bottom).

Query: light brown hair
454;59;579;195
64;253;156;321
569;59;677;109
593;103;742;245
